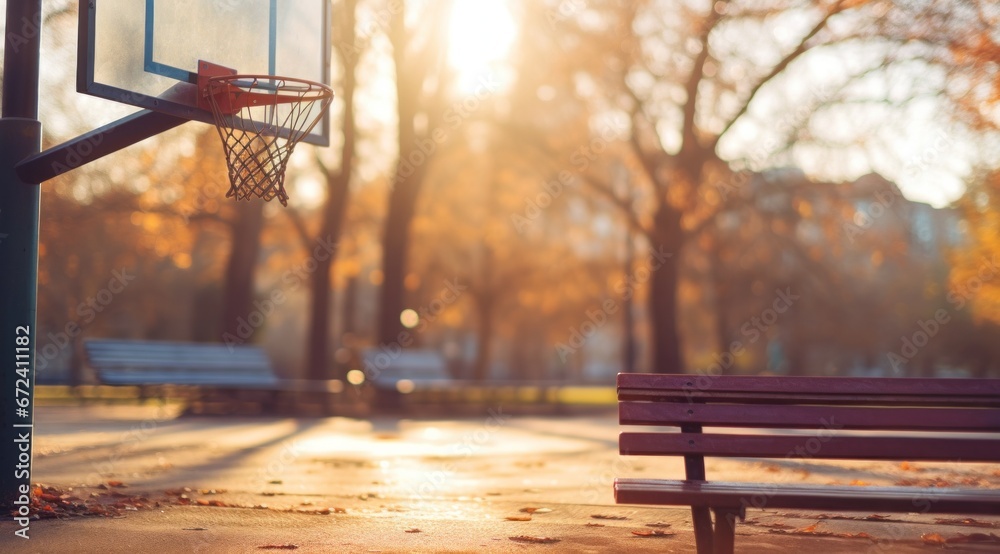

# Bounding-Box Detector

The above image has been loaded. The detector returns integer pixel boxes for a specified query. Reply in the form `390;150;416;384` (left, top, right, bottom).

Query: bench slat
619;401;1000;432
618;374;1000;407
618;374;1000;396
619;389;1000;407
619;432;1000;462
614;479;1000;515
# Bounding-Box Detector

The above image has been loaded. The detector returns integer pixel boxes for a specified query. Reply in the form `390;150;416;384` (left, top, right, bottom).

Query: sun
447;0;517;87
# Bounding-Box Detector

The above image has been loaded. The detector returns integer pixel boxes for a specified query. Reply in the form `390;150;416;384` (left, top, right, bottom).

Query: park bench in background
364;349;453;408
363;349;572;412
84;338;344;414
614;373;1000;554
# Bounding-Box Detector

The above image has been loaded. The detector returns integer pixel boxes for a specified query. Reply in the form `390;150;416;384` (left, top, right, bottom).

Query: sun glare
447;0;517;88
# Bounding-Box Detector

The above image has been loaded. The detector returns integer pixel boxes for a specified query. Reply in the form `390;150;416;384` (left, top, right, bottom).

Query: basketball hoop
203;73;333;206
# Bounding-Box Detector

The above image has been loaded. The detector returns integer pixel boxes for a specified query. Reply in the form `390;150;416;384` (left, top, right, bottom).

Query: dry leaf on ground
585;523;605;527
509;536;560;544
934;518;998;528
921;533;946;545
506;516;532;521
404;528;421;533
945;533;1000;544
591;514;628;520
257;545;298;550
631;530;676;537
645;522;672;528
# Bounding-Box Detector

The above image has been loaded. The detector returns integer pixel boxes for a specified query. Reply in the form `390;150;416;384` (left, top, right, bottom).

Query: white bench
84;338;342;413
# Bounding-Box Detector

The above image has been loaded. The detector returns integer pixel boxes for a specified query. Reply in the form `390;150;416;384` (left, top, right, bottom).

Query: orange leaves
509;536;560;544
934;518;998;528
799;523;820;533
923;532;1000;545
631;529;676;537
506;516;533;521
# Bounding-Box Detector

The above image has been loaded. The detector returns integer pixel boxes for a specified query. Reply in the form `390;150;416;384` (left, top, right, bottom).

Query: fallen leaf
848;480;869;486
257;545;298;550
799;523;820;533
585;523;605;527
921;533;947;545
934;518;997;528
520;507;553;514
404;528;421;533
631;530;676;537
899;461;912;471
591;514;628;520
269;480;283;485
107;481;127;488
182;527;208;531
645;522;672;528
865;514;891;521
509;536;560;544
946;533;1000;544
506;516;532;521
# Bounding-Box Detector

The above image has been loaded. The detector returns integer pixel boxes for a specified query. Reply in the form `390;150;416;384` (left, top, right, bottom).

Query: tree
377;0;454;347
545;0;990;373
285;0;360;380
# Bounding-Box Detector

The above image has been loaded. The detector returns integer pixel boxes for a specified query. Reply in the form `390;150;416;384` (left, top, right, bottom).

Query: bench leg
711;507;743;554
691;506;714;554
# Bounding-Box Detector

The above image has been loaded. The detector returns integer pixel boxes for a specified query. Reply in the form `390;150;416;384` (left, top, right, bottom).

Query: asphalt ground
2;404;998;553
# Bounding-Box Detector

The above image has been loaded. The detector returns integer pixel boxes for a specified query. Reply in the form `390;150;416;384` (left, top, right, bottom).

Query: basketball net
204;75;333;206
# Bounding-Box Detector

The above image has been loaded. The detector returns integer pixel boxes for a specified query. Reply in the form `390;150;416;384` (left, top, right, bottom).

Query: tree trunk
648;251;685;373
304;170;351;380
303;0;357;380
219;200;264;340
378;169;421;346
709;239;731;358
647;205;685;374
473;295;494;381
622;225;636;374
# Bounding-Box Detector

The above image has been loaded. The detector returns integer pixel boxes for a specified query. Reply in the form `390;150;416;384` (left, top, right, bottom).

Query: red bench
614;373;1000;554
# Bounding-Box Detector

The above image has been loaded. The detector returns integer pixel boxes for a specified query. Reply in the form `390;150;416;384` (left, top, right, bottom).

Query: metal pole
1;0;43;518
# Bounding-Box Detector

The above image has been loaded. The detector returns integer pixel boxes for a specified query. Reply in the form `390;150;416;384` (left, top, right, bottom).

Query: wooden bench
614;373;1000;554
84;338;344;413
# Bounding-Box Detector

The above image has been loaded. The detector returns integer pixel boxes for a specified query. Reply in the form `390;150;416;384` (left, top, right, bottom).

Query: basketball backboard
78;0;331;146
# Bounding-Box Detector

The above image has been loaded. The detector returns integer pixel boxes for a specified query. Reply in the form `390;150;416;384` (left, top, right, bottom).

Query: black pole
1;0;43;524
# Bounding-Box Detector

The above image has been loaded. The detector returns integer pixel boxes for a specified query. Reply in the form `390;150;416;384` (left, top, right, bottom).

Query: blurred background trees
8;0;1000;383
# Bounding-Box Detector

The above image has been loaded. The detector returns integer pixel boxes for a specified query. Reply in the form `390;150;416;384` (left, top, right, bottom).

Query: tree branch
711;0;850;151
